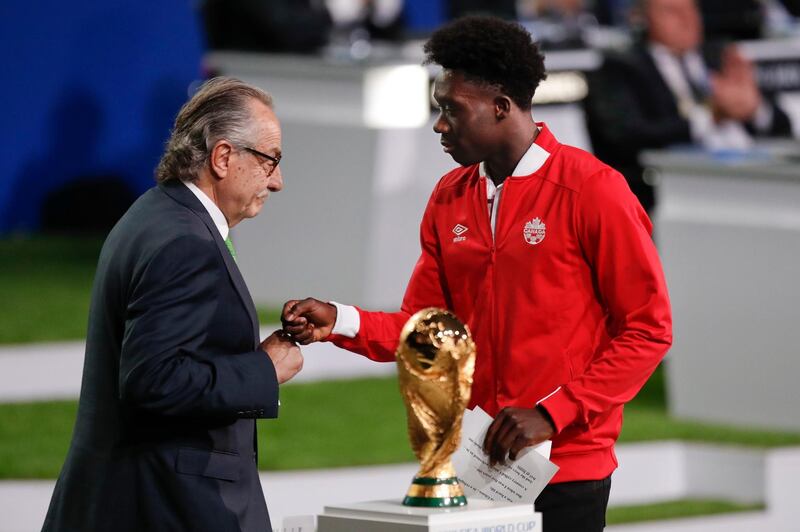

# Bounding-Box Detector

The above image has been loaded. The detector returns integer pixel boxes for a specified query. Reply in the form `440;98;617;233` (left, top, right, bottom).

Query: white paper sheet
451;406;559;504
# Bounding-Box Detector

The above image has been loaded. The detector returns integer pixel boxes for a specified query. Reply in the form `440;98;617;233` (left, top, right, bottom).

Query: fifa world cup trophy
396;308;476;507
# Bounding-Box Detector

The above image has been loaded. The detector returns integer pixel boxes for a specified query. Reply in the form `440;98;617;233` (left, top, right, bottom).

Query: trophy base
402;476;467;507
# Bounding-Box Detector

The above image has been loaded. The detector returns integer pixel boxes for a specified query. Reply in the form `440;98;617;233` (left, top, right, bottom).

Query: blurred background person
322;0;406;61
202;0;333;53
584;0;794;214
326;0;406;41
447;0;518;19
700;0;800;40
518;0;598;48
593;0;636;26
593;0;800;35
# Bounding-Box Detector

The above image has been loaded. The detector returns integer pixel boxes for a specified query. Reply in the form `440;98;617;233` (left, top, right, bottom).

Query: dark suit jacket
584;46;793;213
43;180;280;532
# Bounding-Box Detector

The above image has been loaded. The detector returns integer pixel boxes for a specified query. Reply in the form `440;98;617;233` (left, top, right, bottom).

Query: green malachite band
402;495;468;507
411;476;460;486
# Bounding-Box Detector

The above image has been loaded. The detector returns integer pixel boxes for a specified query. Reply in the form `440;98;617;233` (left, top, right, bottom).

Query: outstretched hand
482;406;555;466
281;298;337;345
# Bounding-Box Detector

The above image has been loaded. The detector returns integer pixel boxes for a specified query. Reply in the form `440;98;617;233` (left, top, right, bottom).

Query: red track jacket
330;124;672;483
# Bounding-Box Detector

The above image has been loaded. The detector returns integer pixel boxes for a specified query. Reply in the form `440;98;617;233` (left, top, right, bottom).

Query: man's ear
494;95;513;120
209;140;234;180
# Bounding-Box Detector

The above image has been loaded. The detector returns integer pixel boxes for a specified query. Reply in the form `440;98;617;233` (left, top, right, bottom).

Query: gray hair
156;77;273;183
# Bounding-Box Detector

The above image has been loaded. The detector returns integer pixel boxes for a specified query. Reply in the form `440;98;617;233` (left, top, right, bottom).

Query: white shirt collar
181;179;229;240
479;131;550;181
480;129;550;198
648;43;707;102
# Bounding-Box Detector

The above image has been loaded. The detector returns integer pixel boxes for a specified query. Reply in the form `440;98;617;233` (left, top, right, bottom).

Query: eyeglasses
242;146;282;176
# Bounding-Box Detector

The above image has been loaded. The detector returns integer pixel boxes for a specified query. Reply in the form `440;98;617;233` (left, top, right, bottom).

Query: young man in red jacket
283;16;672;532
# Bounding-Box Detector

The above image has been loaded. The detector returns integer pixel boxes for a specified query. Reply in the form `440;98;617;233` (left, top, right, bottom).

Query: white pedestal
317;499;541;532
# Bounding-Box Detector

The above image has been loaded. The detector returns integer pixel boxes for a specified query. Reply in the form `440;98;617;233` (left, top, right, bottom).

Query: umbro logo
452;224;468;243
452;224;468;236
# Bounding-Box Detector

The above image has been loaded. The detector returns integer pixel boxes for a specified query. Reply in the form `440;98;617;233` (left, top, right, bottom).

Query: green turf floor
606;499;764;525
2;373;799;479
0;237;102;344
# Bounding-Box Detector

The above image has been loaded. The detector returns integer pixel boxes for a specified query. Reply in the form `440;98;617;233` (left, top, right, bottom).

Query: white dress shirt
181;179;230;240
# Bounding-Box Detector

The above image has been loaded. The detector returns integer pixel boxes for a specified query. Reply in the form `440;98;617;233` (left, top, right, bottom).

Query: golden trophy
396;308;476;507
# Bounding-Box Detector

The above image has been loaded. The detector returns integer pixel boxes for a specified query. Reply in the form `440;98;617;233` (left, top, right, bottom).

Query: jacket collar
478;122;558;180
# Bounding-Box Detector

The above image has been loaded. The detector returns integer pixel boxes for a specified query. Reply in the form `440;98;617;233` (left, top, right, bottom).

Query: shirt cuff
751;101;773;133
688;105;715;144
330;302;360;338
537;386;582;435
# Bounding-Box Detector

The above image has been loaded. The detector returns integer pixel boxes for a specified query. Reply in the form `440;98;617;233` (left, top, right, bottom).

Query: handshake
259;298;336;384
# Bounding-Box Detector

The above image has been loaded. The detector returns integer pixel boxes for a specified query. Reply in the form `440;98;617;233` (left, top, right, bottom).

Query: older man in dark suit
585;0;793;213
42;77;302;532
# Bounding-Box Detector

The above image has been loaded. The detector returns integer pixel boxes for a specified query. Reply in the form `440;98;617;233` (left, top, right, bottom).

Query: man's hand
482;406;556;466
260;331;303;384
710;46;761;122
281;298;337;345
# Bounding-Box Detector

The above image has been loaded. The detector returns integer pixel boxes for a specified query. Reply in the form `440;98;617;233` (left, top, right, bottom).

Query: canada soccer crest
523;217;546;245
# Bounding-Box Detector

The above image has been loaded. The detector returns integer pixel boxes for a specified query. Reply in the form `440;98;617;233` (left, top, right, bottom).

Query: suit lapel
159;180;260;346
217;233;261;347
637;49;683;116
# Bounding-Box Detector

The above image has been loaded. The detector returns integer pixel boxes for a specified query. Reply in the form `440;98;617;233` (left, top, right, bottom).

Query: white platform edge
321;499;535;525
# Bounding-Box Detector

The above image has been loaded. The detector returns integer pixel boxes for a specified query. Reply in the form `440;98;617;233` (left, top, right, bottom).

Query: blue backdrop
0;1;205;233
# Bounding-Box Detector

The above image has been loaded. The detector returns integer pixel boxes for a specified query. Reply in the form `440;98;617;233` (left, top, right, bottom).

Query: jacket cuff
538;387;582;434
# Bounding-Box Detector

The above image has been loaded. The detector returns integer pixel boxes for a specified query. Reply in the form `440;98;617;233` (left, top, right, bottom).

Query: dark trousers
536;476;612;532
